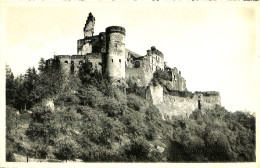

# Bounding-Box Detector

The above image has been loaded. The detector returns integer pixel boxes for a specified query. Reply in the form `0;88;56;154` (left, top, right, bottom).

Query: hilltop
5;62;255;162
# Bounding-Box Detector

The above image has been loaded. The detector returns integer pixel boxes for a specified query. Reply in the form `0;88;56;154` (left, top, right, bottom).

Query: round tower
105;26;126;81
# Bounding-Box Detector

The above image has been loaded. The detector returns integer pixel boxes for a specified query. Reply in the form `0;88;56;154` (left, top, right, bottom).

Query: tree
124;137;151;162
38;57;46;73
26;105;59;158
13;75;27;111
6;64;15;106
23;67;40;110
54;136;79;162
37;59;67;99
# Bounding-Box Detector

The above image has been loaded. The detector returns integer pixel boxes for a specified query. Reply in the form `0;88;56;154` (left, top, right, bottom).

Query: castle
46;12;221;118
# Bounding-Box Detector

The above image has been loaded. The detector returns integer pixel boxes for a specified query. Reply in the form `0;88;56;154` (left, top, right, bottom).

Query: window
119;59;121;63
112;59;113;63
198;100;201;110
135;61;140;68
64;60;68;64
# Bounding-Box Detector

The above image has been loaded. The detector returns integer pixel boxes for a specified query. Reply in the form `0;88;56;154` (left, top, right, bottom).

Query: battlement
106;26;126;35
54;55;71;59
147;46;164;57
86;53;102;59
195;91;220;97
71;55;87;59
164;89;220;99
54;53;102;60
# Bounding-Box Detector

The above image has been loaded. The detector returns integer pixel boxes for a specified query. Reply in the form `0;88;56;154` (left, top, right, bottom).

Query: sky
1;2;259;113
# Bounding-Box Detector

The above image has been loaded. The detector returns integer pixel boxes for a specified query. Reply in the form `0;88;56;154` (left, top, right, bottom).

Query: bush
123;137;151;162
6;150;15;162
102;98;124;117
127;94;149;112
54;136;79;162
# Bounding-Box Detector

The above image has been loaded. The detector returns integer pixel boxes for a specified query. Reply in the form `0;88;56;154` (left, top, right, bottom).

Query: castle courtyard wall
53;53;102;74
146;85;221;119
157;94;197;119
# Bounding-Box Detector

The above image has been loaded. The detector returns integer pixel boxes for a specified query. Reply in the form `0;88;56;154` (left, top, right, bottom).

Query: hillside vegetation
6;59;255;162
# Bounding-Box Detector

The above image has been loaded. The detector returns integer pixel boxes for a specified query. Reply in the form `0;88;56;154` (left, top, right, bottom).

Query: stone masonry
45;12;221;117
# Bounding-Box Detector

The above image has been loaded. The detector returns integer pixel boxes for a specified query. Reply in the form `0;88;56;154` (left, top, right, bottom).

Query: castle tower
105;26;126;81
84;12;95;37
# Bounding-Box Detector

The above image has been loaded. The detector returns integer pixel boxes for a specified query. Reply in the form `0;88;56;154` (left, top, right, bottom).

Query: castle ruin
46;12;221;118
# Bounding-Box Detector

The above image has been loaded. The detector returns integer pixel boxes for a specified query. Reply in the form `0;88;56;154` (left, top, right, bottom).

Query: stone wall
164;67;187;91
195;91;221;111
145;85;163;105
57;55;71;74
125;57;154;87
99;32;106;53
146;85;221;119
77;35;101;55
50;53;102;74
157;94;197;119
78;38;92;55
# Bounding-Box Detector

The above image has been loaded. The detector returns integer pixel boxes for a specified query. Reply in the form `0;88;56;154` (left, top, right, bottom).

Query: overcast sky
1;2;259;113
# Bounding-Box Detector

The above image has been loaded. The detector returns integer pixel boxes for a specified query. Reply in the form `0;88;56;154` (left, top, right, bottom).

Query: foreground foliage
6;62;255;162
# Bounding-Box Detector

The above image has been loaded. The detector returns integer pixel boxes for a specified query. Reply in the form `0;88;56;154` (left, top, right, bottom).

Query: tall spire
84;12;95;37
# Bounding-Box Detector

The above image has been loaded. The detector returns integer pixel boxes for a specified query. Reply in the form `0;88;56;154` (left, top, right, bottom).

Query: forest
5;58;255;162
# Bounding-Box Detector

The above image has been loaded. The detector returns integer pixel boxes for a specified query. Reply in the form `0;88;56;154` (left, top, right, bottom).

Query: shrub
6;150;15;162
54;136;79;162
102;98;124;117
